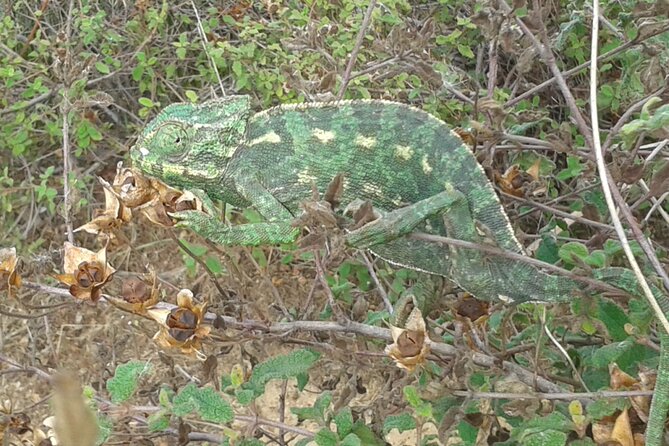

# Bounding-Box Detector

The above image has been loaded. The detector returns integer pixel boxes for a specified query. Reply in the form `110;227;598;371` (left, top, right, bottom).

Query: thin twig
542;307;590;391
0;71;118;117
502;0;669;297
503;191;615;232
168;231;230;301
190;0;225;97
337;0;377;100
504;23;669;109
360;252;393;313
486;39;499;100
61;0;75;244
450;389;653;400
588;1;669;334
312;249;346;321
602;86;667;152
243;247;293;320
21;279;564;393
409;232;624;295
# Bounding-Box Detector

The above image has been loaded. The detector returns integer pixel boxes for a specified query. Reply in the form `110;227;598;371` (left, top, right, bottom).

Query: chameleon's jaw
130;143;221;190
130;143;168;182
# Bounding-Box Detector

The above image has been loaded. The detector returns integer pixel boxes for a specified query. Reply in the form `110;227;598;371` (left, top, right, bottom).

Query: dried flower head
54;243;115;302
140;182;201;227
104;270;161;316
74;182;132;237
385;306;431;372
113;163;155;209
148;289;210;357
0;248;21;298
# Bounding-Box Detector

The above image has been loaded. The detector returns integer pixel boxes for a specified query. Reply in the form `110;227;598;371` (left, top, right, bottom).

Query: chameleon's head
130;95;251;189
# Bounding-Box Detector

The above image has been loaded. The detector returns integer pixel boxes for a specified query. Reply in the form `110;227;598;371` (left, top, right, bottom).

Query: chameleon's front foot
170;208;220;237
168;188;219;234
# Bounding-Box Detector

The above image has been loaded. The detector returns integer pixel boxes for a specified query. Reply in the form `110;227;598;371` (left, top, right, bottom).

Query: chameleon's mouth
129;144;160;176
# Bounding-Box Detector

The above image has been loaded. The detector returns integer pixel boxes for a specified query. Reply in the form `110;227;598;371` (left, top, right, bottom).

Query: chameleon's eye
155;123;190;162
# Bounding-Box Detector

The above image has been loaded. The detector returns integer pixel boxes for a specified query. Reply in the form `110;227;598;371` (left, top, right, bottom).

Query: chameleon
131;95;594;304
130;95;669;443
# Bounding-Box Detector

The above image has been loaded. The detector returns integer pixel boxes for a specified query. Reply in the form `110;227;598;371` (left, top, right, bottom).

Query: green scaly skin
131;97;669;441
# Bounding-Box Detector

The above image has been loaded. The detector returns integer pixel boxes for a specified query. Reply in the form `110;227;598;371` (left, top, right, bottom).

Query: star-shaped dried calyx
454;294;489;322
74;180;132;237
106;270;161;315
494;160;542;198
54;242;115;302
75;162;206;232
112;162;155;208
293;174;351;249
385;306;432;371
148;289;210;358
114;163;204;227
0;247;22;298
140;182;202;227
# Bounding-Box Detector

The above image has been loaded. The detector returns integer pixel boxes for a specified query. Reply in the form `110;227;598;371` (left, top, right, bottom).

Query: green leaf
87;125;103;141
147;410;170;432
585;250;606;268
587;398;628;419
246;349;320;397
235;388;255;406
457;420;478;444
204;256;223;274
383;412;415;435
457;44;475;59
403;385;422;408
158;387;172;407
580;319;597;335
179;240;207;256
185;90;199;103
403;386;433;419
292;392;332;423
590;338;635;368
351;421;384;446
535;237;560;264
556;156;584;181
597;300;630;341
238;440;264;446
523;430;567;446
106;361;150;403
232;60;243;77
315;428;338;446
340;433;362;446
334;407;353;437
95;414;113;446
296;372;309;391
172;383;234;423
138;97;154;108
314;391;333;418
558;242;589;265
95;61;110;74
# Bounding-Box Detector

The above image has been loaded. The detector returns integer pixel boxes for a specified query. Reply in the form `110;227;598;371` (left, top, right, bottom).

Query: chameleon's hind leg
347;184;503;301
345;184;479;249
